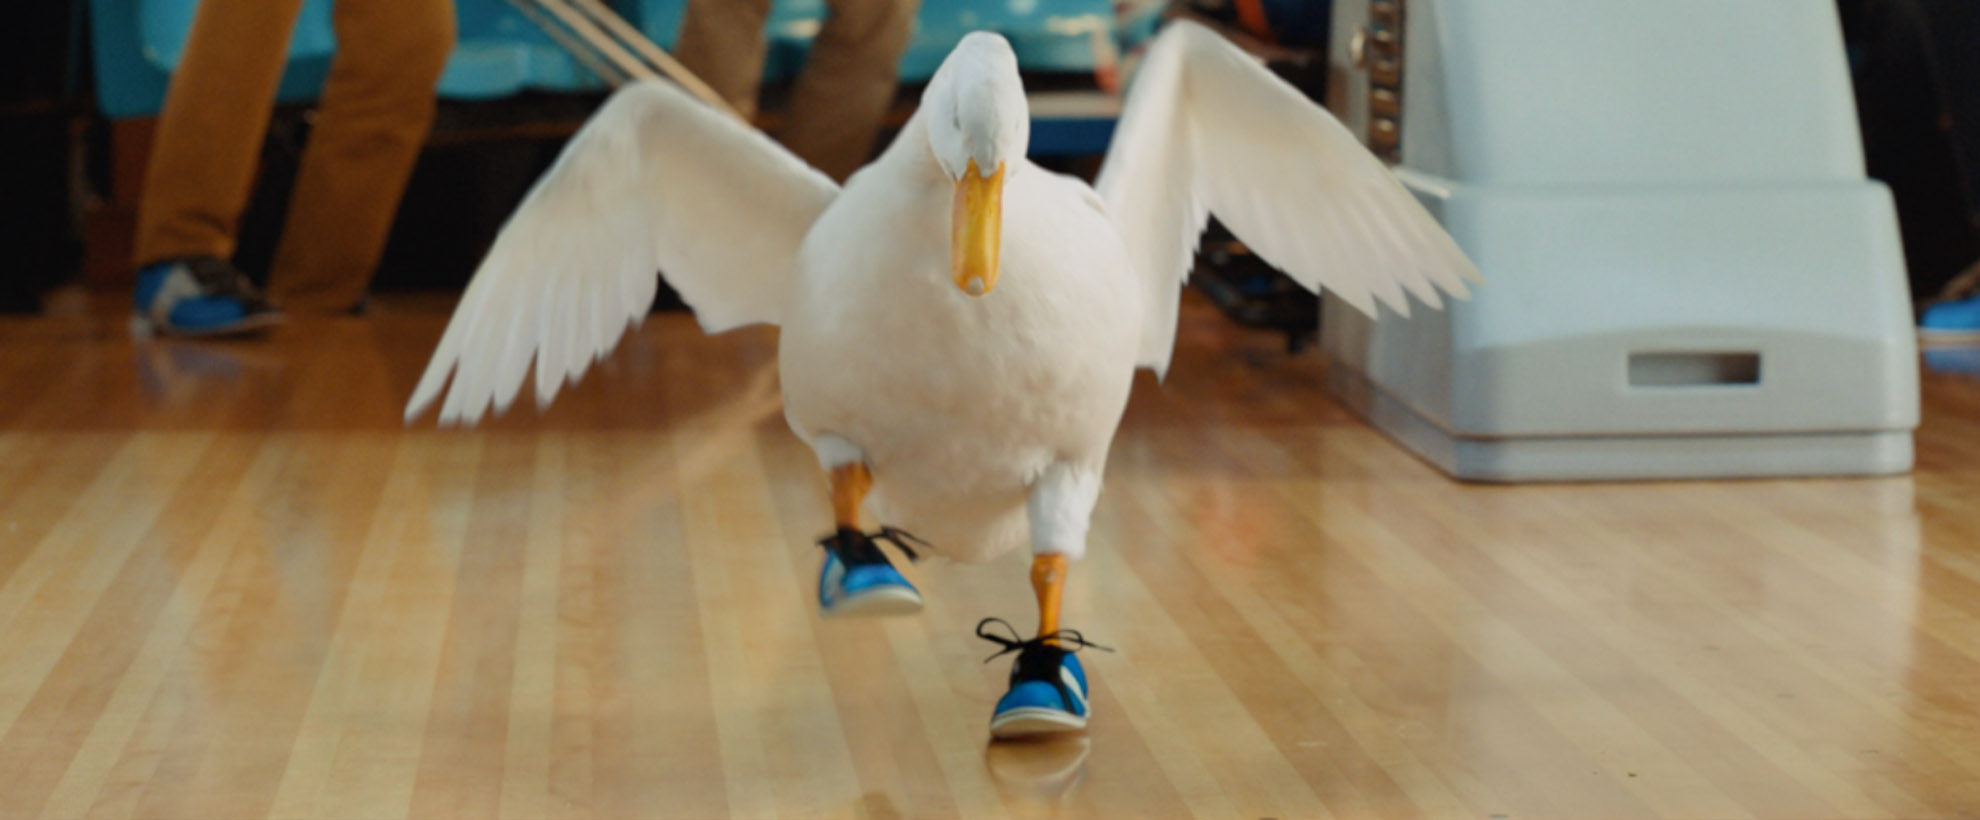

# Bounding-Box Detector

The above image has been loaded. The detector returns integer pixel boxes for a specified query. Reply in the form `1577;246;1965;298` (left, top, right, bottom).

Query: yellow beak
952;159;1005;297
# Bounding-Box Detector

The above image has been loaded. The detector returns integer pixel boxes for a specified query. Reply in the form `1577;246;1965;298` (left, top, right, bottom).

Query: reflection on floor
1;292;1978;818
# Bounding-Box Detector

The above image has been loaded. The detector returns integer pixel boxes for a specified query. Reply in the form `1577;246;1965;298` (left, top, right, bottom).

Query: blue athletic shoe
978;618;1111;740
1921;291;1980;346
817;527;924;617
132;257;284;337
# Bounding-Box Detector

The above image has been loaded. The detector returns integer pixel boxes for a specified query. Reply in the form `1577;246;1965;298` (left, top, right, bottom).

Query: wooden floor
2;293;1979;820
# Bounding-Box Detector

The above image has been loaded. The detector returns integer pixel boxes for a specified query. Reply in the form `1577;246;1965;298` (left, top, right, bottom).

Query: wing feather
1097;20;1481;375
406;79;838;424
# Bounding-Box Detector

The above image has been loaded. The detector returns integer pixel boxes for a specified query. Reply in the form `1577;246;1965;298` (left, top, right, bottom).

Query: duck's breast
779;164;1140;497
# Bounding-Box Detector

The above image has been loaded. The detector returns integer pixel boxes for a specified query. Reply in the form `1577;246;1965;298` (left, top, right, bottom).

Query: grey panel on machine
1321;0;1919;482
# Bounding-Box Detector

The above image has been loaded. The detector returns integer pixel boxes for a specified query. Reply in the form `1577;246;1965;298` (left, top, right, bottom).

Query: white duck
407;20;1479;739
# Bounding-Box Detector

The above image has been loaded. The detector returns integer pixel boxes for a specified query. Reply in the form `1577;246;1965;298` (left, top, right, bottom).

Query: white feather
1097;19;1483;377
404;80;838;424
406;25;1482;565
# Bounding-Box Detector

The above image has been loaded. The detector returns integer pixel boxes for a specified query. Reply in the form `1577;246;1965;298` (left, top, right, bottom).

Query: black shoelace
975;617;1113;712
182;257;265;302
817;526;931;566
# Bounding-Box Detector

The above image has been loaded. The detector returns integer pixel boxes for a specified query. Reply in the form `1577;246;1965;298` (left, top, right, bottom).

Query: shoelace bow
974;617;1113;663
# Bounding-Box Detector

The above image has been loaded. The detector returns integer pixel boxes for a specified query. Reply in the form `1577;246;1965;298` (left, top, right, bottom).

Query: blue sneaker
1922;293;1980;346
132;257;284;337
978;618;1111;740
817;527;924;617
1921;265;1980;347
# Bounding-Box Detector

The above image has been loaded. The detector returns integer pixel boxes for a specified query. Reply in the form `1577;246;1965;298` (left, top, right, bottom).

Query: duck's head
924;32;1028;298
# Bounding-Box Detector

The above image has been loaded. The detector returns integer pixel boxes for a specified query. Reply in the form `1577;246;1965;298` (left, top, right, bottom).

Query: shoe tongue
185;258;256;299
1012;641;1068;683
831;529;890;565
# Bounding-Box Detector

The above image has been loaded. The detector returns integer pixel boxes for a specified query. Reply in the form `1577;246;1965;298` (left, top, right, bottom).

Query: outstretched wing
406;79;837;424
1096;20;1482;376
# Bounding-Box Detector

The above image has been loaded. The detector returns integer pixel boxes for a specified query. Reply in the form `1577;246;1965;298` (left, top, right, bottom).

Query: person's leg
783;0;921;181
675;0;775;119
265;0;455;314
132;0;309;268
130;0;303;334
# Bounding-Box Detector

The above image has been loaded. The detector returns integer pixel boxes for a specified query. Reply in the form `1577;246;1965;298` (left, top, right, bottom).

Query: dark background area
1842;0;1980;302
0;1;91;313
4;1;1979;315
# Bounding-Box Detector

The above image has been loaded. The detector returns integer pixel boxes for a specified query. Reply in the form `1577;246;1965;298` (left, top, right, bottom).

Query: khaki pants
676;0;919;182
134;0;455;313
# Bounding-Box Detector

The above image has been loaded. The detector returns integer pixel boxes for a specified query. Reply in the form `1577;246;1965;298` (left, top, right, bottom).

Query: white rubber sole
989;707;1087;740
821;585;925;618
1920;328;1980;348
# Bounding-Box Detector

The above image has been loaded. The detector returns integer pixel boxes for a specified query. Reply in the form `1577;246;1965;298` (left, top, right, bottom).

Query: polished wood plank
1;294;1979;819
